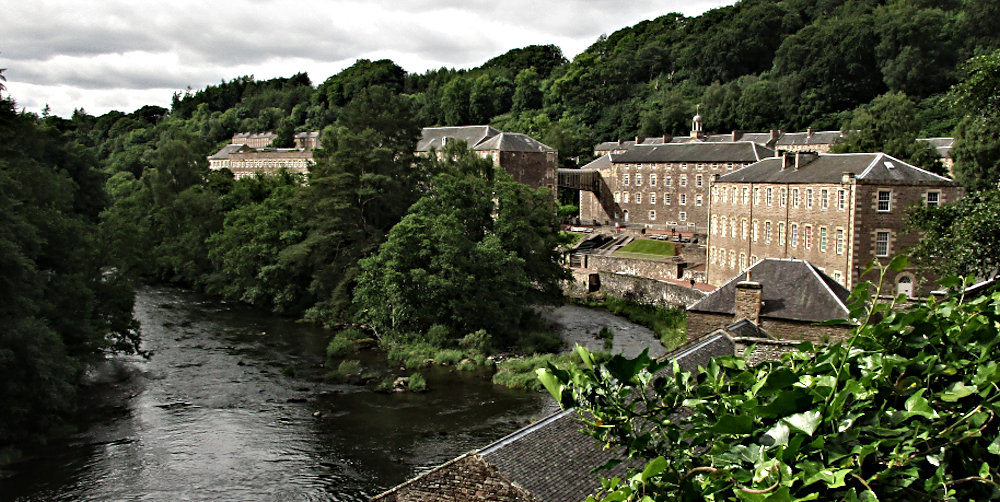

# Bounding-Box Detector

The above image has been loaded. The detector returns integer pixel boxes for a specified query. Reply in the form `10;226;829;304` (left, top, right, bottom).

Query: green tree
950;49;1000;190
833;92;943;173
909;189;1000;279
354;143;567;345
539;268;1000;501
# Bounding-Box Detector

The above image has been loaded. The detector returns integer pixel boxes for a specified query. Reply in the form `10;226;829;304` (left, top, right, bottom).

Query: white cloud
0;0;736;117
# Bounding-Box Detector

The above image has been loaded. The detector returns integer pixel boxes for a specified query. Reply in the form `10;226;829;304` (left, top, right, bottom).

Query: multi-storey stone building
705;152;962;296
416;126;557;190
578;142;773;232
208;130;321;179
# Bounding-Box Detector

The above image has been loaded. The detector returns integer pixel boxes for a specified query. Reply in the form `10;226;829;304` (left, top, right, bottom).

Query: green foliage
0;96;141;451
330;359;361;381
909;189;1000;279
834;92;945;173
541;274;1000;500
326;328;363;359
951;49;1000;191
434;349;464;365
494;349;609;390
407;372;428;392
353;142;568;346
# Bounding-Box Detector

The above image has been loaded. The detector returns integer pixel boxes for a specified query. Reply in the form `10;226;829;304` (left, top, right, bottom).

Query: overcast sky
1;0;735;118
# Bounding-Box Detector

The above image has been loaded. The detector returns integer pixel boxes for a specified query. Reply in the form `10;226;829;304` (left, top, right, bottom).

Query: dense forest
4;0;1000;465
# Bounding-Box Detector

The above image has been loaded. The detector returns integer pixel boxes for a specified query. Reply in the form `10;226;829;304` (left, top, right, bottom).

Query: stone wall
732;337;806;366
597;272;705;309
584;254;681;280
687;311;852;343
371;453;536;502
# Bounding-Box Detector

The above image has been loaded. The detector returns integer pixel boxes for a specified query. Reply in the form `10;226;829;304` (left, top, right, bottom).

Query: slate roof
207;144;251;160
716;152;957;185
594;140;637;151
688;258;853;323
614;142;773;163
579;153;614;170
917;137;954;159
775;130;844;146
415;125;500;152
474;132;555;153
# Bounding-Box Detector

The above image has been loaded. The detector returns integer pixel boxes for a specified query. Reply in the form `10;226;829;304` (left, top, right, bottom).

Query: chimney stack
807;127;814;138
732;130;739;142
782;153;794;170
734;281;763;325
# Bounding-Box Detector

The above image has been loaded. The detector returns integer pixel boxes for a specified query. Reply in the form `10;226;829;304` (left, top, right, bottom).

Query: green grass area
614;239;676;260
575;296;687;350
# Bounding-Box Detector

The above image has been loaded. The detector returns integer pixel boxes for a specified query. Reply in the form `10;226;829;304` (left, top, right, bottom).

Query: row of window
622;173;704;188
713;185;848;211
712;187;941;211
621;162;742;171
614;192;703;206
710;217;852;254
710;247;847;285
627;210;687;222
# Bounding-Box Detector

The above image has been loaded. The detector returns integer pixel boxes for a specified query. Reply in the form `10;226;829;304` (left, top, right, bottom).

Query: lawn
614;239;676;260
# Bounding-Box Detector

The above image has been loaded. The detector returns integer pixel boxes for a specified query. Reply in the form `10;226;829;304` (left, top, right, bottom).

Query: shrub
326;333;356;359
459;329;492;354
435;349;464;365
330;359;361;381
407;372;427;392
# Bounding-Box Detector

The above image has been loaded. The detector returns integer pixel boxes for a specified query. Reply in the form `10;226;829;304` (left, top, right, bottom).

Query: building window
649;210;656;220
739;253;747;270
623;174;629;185
877;190;891;212
649;192;656;205
834;271;843;285
697;163;704;170
623;192;629;203
635;192;642;204
791;223;799;247
806;188;814;209
665;176;672;187
681;163;687;170
838;189;846;210
730;217;737;238
728;162;734;170
792;188;799;207
752;220;759;241
680;175;687;187
722;187;727;203
711;216;717;235
780;188;787;207
742;187;749;205
650;174;657;187
754;187;760;205
696;195;703;206
720;217;726;236
820;227;828;252
679;212;687;222
836;229;844;255
805;225;813;249
876;231;890;257
712;187;719;203
765;221;772;243
729;250;735;268
821;189;829;209
696;174;703;187
778;222;786;245
614;192;620;203
664;193;671;205
741;219;748;240
766;187;773;206
636;174;642;186
926;191;940;207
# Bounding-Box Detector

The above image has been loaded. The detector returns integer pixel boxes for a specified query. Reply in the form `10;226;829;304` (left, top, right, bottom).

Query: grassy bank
614;239;676;260
575;295;687;350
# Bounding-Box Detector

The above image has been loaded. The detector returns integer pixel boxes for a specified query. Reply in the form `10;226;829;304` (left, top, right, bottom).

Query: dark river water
1;286;557;501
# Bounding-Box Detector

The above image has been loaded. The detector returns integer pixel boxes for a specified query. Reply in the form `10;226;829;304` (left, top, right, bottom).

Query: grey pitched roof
614;142;773;163
476;332;734;502
580;153;613;170
416;125;500;152
688;258;853;323
594;140;637;151
207;144;250;160
716;152;957;185
775;130;844;146
474;132;555;153
917;137;954;159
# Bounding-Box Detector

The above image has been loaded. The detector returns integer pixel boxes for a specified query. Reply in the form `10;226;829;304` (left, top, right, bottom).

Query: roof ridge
803;261;851;317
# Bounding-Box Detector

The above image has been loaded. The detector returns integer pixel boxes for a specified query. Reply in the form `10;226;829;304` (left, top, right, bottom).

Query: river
1;286;562;501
